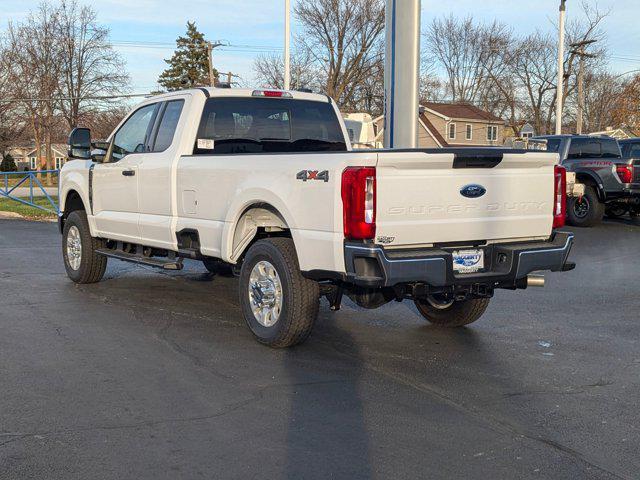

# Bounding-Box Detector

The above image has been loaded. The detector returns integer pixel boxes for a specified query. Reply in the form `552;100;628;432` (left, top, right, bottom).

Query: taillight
616;164;633;184
553;165;566;229
342;167;376;240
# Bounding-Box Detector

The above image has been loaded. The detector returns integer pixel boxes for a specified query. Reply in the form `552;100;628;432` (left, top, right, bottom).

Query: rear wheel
414;295;490;327
566;186;604;227
239;238;319;348
62;210;107;284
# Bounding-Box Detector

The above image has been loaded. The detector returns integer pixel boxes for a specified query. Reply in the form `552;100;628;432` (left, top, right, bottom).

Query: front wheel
62;210;107;283
414;296;490;327
239;237;319;348
566;186;605;227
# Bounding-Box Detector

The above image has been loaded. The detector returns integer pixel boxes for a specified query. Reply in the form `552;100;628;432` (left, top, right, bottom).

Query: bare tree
56;0;129;130
5;3;64;185
579;71;624;132
254;51;319;91
294;0;385;109
611;74;640;134
510;32;558;135
425;15;511;104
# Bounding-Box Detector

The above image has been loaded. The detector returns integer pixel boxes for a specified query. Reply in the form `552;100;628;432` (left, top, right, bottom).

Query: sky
1;0;639;95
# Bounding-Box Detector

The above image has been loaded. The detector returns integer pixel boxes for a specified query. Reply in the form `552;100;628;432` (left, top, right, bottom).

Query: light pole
384;0;421;149
284;0;291;90
555;0;567;135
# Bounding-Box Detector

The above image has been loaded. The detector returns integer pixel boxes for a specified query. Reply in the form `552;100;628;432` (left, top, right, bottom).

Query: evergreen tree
158;22;217;91
0;153;17;172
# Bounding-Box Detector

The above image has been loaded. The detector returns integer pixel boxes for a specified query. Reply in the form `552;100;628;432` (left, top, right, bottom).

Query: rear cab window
620;141;640;158
567;138;621;159
193;97;347;154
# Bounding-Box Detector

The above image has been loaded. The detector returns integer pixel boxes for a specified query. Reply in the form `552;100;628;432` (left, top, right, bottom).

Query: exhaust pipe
527;274;545;287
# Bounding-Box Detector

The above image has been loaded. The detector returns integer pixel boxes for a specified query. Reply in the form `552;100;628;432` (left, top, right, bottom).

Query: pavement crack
502;380;614;398
0;396;256;446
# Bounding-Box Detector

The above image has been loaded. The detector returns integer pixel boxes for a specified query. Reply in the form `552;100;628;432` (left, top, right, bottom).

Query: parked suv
534;135;636;226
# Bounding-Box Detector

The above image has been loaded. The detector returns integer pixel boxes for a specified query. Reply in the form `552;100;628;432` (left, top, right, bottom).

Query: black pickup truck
613;138;640;218
534;135;640;226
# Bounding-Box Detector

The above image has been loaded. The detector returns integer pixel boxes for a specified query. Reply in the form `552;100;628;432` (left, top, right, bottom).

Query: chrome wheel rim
248;260;283;327
66;226;82;270
426;294;454;310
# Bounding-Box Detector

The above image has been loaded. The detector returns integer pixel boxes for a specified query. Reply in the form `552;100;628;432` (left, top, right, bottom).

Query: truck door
136;98;186;249
92;102;159;241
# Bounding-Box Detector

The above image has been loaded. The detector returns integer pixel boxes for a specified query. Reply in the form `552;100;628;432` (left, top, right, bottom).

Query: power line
0;93;153;103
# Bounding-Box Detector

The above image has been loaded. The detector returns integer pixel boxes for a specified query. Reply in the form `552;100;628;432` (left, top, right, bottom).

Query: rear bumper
344;232;575;288
607;186;640;201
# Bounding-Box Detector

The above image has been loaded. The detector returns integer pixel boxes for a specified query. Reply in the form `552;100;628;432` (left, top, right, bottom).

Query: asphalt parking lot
0;218;638;479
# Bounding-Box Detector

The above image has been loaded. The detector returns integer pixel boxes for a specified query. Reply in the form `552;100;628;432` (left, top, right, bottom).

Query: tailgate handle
453;152;503;169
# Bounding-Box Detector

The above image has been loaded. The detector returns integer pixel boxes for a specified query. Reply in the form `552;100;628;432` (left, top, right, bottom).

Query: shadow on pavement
282;312;372;479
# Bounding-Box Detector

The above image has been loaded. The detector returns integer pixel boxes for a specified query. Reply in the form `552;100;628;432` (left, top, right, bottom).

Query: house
7;144;68;171
521;123;535;138
589;127;637;140
372;102;505;148
418;102;504;147
4;145;32;171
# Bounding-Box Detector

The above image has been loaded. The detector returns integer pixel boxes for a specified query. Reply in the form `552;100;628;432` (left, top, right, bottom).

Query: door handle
122;170;136;177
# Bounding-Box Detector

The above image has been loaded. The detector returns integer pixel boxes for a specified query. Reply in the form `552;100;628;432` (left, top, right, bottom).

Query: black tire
566;186;605;227
239;237;319;348
202;257;234;276
62;210;107;284
414;296;490;327
605;204;628;219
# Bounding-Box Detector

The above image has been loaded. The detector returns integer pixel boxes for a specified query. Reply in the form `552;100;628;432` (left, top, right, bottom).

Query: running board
96;248;184;270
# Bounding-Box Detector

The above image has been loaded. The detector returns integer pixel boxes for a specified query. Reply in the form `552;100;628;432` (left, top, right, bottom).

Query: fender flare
573;170;606;201
220;189;300;264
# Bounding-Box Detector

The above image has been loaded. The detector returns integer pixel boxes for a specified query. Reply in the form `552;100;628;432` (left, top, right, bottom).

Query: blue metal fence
0;170;60;214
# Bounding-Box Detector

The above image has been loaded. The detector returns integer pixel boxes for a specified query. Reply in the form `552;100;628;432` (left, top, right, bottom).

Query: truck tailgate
375;150;556;246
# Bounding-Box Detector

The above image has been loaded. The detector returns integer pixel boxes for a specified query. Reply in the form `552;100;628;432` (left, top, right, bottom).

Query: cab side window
112;103;158;161
152;100;185;152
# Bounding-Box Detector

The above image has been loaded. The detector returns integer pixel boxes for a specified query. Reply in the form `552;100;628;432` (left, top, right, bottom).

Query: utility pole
555;0;567;135
206;41;226;87
219;71;240;87
284;0;291;90
570;40;597;134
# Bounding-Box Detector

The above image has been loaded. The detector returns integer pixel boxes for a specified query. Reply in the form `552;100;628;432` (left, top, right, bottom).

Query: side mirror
91;140;111;163
68;127;91;160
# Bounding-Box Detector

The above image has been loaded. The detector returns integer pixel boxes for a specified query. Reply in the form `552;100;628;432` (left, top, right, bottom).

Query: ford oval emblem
460;184;486;198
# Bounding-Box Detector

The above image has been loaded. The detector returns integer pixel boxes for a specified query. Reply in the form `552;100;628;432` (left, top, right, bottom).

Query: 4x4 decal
296;170;329;182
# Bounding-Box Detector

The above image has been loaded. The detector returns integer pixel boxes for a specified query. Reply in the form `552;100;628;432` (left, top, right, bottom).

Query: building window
466;124;472;140
55;157;63;169
448;123;456;140
30;157;37;170
487;125;498;141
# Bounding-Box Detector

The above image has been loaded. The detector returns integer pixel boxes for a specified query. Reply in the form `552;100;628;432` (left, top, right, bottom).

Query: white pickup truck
60;87;575;347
